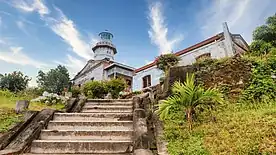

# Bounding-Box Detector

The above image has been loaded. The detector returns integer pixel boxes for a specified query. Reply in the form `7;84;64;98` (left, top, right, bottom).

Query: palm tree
157;73;223;130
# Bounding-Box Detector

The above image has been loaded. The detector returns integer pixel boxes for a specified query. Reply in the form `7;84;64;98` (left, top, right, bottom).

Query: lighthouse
92;31;117;60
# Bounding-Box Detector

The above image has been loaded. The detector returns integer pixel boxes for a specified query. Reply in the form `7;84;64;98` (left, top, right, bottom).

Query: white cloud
54;54;86;77
44;7;93;60
9;0;96;76
148;2;183;54
10;0;49;16
198;0;276;43
0;46;48;68
16;20;29;35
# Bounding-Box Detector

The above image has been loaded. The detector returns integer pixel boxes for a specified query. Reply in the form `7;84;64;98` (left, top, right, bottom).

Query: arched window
196;53;211;61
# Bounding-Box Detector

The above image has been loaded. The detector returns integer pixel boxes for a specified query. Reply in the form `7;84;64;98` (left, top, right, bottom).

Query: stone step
82;106;132;112
40;130;133;140
85;102;133;106
81;109;133;113
30;140;133;154
54;113;133;121
87;99;133;102
23;153;133;155
83;105;133;109
25;153;132;155
47;121;133;131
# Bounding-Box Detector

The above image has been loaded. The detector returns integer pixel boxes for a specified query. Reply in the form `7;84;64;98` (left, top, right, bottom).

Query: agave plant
157;73;223;130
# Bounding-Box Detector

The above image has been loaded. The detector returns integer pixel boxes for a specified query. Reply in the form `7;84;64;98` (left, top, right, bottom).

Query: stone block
134;149;153;155
15;100;29;114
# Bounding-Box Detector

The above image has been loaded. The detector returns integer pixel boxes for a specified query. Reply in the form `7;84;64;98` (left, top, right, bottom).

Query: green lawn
0;95;64;133
164;102;276;155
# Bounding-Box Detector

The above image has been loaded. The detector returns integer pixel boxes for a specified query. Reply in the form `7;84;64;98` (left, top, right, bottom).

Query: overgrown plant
157;73;223;130
156;53;180;76
82;81;107;99
106;78;127;99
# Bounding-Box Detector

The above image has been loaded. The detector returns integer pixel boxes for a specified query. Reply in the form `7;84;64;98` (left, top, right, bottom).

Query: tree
0;71;31;92
157;73;223;130
156;53;180;75
250;13;276;54
37;65;70;93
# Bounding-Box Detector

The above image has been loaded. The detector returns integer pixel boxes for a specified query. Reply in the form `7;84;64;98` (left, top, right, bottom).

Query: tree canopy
250;13;276;54
156;53;180;75
37;65;70;93
0;71;31;92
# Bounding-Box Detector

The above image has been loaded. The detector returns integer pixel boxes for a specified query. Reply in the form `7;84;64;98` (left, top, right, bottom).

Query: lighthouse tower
92;31;117;60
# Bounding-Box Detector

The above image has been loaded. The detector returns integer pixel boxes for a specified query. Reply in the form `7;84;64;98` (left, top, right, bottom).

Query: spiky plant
157;73;223;130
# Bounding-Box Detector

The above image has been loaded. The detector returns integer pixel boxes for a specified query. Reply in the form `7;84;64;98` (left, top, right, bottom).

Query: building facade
133;23;249;91
72;31;135;88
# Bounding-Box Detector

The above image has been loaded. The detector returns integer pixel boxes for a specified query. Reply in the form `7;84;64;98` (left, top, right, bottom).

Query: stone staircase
27;99;134;155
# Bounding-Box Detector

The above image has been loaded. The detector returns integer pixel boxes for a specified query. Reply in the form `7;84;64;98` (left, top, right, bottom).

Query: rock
105;93;112;99
15;100;29;114
134;149;153;155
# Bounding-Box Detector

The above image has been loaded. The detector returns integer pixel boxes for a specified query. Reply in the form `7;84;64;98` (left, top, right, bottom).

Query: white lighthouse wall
94;47;115;60
74;63;105;85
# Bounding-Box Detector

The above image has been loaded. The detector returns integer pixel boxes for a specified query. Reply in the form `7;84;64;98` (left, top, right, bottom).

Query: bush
71;86;81;98
82;81;107;99
241;53;276;102
106;78;127;99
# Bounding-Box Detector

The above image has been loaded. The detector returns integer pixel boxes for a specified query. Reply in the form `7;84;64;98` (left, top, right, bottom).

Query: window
196;53;211;61
142;75;151;88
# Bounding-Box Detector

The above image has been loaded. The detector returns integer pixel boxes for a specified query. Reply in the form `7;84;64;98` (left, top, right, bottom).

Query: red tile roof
135;33;224;73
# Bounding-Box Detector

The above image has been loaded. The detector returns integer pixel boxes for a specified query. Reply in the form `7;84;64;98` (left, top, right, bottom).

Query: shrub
82;81;107;99
71;86;81;98
241;54;276;102
156;53;180;75
106;78;127;99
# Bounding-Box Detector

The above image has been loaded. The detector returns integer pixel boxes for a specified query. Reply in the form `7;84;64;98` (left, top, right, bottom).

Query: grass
163;102;276;155
0;94;65;133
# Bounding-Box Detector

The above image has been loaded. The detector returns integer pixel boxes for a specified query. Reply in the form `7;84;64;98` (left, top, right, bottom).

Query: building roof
134;33;224;73
104;62;136;71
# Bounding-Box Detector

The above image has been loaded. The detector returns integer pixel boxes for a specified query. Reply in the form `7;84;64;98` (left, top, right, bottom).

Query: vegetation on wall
160;13;276;155
156;53;180;75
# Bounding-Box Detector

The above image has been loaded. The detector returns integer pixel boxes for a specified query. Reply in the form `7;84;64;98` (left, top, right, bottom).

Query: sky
0;0;275;86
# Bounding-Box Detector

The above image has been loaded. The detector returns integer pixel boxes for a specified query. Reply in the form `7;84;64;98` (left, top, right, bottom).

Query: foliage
250;13;276;55
164;102;276;155
241;52;276;102
71;86;81;98
37;65;70;94
0;71;31;92
106;78;127;99
0;90;64;132
82;80;108;99
156;53;180;75
132;90;142;95
157;73;223;130
0;109;22;133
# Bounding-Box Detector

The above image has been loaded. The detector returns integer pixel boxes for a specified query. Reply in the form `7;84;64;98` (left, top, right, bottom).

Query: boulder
15;100;29;114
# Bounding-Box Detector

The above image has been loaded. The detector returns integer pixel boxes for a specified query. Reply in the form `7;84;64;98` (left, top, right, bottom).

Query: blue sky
0;0;275;86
